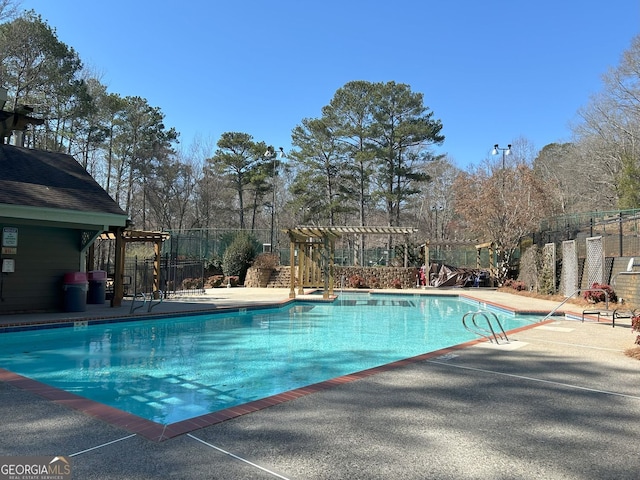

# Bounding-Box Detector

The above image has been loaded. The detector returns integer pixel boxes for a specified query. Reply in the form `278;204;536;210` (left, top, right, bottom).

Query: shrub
349;274;365;288
632;314;640;345
252;252;279;270
583;283;617;303
367;276;380;289
180;277;203;290
204;254;223;274
504;278;526;291
206;275;225;288
391;278;402;289
222;232;257;283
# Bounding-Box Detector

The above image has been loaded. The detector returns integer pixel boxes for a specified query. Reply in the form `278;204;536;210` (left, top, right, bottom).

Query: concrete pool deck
1;288;639;479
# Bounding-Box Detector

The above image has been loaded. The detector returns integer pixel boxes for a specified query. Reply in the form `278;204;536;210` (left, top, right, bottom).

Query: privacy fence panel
561;240;578;297
585;236;604;288
543;243;556;294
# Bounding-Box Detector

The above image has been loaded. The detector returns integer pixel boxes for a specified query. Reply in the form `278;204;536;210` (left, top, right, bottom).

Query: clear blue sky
21;0;640;167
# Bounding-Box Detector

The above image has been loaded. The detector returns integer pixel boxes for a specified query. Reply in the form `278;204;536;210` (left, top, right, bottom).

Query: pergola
284;226;418;299
99;229;171;307
475;241;498;284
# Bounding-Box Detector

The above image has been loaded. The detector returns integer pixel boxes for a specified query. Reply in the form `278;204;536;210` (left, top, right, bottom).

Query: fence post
619;212;623;257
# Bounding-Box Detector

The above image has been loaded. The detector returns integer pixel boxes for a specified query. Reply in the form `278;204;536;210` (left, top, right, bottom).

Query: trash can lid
63;272;88;284
88;270;107;281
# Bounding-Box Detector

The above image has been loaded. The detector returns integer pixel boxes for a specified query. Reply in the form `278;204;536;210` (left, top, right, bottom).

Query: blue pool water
0;293;535;424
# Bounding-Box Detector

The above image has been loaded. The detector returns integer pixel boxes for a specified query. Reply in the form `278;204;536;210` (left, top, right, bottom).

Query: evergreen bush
222;232;257;283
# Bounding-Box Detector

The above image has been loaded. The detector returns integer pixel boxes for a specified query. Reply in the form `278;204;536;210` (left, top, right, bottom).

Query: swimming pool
0;293;536;425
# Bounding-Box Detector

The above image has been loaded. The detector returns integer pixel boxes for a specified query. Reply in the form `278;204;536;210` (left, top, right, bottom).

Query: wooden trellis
284;226;418;299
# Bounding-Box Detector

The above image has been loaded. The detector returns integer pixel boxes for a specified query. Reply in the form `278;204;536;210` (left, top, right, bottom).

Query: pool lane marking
187;433;291;480
69;434;137;457
427;361;640;401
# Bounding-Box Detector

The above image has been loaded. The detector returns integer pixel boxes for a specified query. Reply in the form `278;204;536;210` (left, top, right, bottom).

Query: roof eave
0;204;128;229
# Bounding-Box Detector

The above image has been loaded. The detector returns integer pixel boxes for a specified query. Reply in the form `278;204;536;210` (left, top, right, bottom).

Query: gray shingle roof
0;145;126;216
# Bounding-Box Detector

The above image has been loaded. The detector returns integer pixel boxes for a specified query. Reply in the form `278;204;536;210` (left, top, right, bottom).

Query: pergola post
328;237;335;296
424;241;429;265
312;245;320;287
111;227;125;307
404;236;408;267
289;239;296;298
153;240;161;299
490;242;497;286
298;241;306;295
322;236;330;299
308;244;314;288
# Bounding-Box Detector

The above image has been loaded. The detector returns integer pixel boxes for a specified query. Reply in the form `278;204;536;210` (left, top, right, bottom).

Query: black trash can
63;272;88;312
87;270;107;304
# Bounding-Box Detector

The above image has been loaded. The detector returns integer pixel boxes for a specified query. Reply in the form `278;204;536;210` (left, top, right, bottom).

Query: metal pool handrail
462;310;510;344
538;288;609;323
147;291;164;312
129;292;147;314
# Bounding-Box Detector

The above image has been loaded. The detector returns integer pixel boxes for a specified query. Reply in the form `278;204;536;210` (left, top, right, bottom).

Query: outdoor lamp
492;144;512;189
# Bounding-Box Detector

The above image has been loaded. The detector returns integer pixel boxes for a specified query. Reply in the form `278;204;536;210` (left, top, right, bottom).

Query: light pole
431;205;442;240
264;146;284;253
491;144;511;284
491;144;511;189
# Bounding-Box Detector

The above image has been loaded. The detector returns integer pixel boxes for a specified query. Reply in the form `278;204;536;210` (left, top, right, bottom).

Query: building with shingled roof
0;143;128;313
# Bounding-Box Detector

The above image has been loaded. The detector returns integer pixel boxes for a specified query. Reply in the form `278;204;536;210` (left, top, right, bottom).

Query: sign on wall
2;227;18;247
2;258;14;273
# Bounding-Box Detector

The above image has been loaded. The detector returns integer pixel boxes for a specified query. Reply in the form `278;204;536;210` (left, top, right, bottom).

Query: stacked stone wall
246;265;420;289
244;266;290;288
612;272;640;309
589;257;640;309
334;266;419;289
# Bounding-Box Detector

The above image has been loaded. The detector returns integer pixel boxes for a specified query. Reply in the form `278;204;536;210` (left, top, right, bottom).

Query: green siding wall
0;221;81;313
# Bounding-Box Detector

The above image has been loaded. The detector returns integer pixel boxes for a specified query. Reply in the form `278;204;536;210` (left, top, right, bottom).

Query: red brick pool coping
0;319;550;442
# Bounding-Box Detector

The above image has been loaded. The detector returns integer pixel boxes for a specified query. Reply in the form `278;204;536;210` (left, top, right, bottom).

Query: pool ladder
462;311;510;345
129;290;164;314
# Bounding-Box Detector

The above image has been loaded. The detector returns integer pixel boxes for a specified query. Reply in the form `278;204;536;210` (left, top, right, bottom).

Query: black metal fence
160;229;485;269
432;209;640;270
98;210;640;292
534;209;640;258
119;257;206;297
161;228;275;259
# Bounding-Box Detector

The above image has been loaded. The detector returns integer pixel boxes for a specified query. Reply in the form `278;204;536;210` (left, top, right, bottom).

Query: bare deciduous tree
453;142;553;283
0;0;21;22
573;34;640;209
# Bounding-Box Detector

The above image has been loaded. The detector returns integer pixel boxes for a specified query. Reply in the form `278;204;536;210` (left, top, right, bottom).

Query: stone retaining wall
612;272;640;309
245;266;291;288
334;266;419;289
245;265;420;289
